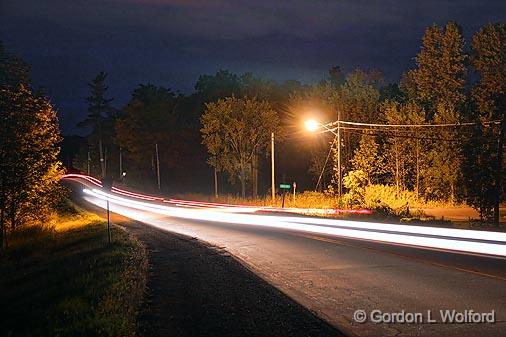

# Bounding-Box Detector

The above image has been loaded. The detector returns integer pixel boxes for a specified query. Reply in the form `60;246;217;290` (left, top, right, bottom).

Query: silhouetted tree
471;23;506;224
115;84;187;189
78;71;114;178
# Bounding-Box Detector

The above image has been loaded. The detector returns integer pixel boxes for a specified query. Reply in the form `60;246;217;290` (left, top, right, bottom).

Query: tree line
0;42;63;248
71;21;504;222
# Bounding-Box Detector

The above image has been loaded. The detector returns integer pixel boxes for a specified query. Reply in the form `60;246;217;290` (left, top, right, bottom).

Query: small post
107;200;111;244
293;181;296;204
102;176;113;245
282;191;286;208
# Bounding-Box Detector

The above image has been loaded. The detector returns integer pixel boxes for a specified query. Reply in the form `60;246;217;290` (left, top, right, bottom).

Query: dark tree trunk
240;159;246;198
251;152;258;198
9;202;16;231
0;206;4;250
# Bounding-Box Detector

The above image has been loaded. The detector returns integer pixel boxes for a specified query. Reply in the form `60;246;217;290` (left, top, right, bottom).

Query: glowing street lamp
305;119;319;132
304;118;342;197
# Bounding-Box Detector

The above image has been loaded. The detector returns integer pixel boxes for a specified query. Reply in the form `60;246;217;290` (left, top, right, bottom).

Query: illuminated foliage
406;21;466;114
201;96;279;197
467;23;506;222
0;84;63;244
351;132;385;185
471;23;506;120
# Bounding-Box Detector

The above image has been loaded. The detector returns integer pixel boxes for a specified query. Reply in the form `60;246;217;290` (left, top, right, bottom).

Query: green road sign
279;183;291;189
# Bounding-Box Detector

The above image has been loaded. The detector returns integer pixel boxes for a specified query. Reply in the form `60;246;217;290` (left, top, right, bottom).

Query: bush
364;184;418;213
342;170;368;208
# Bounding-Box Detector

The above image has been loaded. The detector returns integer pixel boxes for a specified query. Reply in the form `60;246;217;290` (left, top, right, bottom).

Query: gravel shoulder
116;219;345;337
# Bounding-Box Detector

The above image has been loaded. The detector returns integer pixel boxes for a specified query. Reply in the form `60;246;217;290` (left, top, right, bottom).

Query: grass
173;190;505;229
0;208;148;337
176;186;461;210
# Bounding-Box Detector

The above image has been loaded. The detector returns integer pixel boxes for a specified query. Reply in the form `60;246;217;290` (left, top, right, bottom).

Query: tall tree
0;84;62;248
462;122;497;220
195;69;241;103
78;71;114;178
329;69;382;194
0;41;30;87
201;96;279;197
351;132;385;185
381;100;426;195
471;23;506;224
403;21;467;202
115;84;184;189
403;21;467;115
339;69;381;123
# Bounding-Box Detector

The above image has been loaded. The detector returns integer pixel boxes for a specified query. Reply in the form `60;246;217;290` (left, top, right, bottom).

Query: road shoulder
118;219;345;337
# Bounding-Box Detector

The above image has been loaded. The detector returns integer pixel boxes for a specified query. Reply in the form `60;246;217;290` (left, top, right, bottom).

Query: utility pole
271;132;275;202
87;146;90;175
99;134;105;178
214;167;218;198
494;115;505;225
107;200;111;244
119;147;123;179
337;109;342;197
155;143;161;191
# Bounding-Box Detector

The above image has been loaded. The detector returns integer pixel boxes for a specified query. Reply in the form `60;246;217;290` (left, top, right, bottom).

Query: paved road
67;178;506;337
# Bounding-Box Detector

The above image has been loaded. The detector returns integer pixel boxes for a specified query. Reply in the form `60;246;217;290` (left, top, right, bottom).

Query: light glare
305;119;319;132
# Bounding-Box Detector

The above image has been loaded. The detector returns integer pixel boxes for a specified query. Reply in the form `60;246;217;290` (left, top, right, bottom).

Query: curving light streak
62;174;371;215
83;188;506;257
63;173;163;201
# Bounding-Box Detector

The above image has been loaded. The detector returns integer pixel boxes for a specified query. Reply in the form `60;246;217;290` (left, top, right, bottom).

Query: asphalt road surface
65;177;506;337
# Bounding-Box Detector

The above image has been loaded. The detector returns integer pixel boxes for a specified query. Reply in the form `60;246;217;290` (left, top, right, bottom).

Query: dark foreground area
118;219;345;337
0;213;147;337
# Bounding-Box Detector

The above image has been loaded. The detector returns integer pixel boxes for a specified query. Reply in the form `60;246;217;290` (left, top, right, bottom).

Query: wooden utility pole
271;132;275;202
155;143;161;191
337;110;342;197
87;146;91;175
214;167;218;198
494;116;505;225
119;147;123;179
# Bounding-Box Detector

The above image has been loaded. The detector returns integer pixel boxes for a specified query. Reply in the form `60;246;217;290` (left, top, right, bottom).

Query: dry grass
175;185;461;215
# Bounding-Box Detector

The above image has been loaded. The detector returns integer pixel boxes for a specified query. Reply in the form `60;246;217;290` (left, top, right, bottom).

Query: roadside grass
0;207;147;337
174;187;459;211
172;191;505;229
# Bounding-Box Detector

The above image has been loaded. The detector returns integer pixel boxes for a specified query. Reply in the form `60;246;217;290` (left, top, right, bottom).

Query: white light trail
83;188;506;258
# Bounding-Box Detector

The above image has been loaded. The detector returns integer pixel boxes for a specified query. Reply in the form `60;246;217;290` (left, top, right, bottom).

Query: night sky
1;0;505;134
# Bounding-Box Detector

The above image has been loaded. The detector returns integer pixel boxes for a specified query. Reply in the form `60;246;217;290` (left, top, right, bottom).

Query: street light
305;118;342;197
305;119;319;132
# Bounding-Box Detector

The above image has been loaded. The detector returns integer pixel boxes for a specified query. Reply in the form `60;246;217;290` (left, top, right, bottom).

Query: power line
342;127;464;143
325;120;500;129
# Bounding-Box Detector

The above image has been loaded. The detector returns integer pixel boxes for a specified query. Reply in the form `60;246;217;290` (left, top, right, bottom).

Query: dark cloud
1;0;504;133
